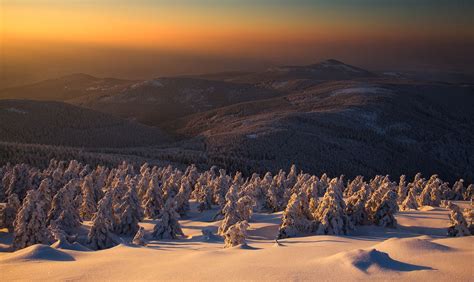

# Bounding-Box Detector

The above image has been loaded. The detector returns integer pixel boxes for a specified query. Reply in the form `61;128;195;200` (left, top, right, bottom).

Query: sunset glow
2;0;474;83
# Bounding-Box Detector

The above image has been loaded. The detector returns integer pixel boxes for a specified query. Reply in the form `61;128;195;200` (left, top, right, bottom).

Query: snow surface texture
1;201;472;280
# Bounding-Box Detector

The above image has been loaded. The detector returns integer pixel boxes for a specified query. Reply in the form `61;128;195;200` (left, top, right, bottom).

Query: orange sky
1;1;474;85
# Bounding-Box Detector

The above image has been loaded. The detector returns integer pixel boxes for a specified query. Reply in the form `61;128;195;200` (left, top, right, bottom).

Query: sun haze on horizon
1;0;474;85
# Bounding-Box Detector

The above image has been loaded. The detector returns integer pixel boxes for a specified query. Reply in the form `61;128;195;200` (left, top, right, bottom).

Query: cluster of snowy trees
0;161;472;251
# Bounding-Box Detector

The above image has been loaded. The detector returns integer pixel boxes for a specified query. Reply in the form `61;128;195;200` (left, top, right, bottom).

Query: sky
1;0;474;86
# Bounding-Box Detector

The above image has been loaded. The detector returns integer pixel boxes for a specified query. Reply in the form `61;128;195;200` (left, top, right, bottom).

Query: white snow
0;201;472;280
4;108;28;114
271;81;290;89
330;87;392;97
320;61;363;73
130;79;163;89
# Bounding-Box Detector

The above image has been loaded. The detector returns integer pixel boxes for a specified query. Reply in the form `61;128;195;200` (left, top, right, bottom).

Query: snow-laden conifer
88;189;117;250
447;202;471;237
151;196;184;239
13;189;50;250
80;175;97;221
314;178;352;235
224;220;249;248
278;192;315;239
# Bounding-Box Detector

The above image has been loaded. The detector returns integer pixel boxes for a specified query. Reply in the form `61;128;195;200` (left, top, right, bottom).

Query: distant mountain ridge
0;59;473;182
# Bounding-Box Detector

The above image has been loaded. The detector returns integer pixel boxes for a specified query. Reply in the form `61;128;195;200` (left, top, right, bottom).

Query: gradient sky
1;0;474;85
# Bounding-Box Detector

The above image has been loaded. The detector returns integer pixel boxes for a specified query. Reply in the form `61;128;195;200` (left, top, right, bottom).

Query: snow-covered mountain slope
0;100;170;148
0;74;136;101
0;202;472;280
168;80;474;183
71;77;281;125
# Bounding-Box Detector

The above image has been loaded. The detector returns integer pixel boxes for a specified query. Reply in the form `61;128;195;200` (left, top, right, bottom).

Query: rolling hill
0;100;169;148
1;60;473;182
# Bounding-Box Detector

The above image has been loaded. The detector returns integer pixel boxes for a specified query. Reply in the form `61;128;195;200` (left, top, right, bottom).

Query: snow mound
51;239;91;252
374;237;452;255
322;248;432;273
419;206;437;211
330;87;391;97
0;244;75;262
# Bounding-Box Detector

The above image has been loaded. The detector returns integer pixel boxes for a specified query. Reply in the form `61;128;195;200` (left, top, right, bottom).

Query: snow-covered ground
0;201;472;281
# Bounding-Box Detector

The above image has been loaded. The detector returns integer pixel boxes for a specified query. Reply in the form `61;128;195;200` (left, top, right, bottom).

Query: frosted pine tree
137;169;151;201
397;175;407;204
3;193;20;232
278;192;315;239
314;178;352;235
213;169;231;211
345;185;370;226
37;178;53;213
418;175;441;207
142;175;163;219
196;181;213;212
447;202;471;237
13;189;50;250
463;205;473;235
345;176;364;197
224;220;249;248
463;184;473;201
151;196;185;239
452;179;465;200
218;184;240;235
176;179;192;216
400;187;418;211
5;164;30;201
48;179;82;230
266;172;286;212
373;190;398;228
132;226;147;246
115;179;143;236
80;175;97;221
88;189;117;250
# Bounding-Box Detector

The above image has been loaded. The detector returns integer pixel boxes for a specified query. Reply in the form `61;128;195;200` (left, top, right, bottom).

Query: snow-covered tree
447;202;471;237
464;184;473;201
372;190;398;228
136;169;151;201
345;185;370;226
278;192;315;239
88;189;117;250
314;178;352;235
48;179;82;230
176;179;192;216
400;187;418;211
3;193;20;232
452;179;465;200
345;175;364;197
195;180;213;212
142;175;163;219
463;205;473;235
80;175;97;221
37;178;53;213
151;196;184;239
12;189;50;250
219;184;240;235
418;175;442;207
224;220;249;248
132;226;147;246
266;172;286;212
213;169;231;210
5;164;30;201
397;175;407;204
115;179;143;236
